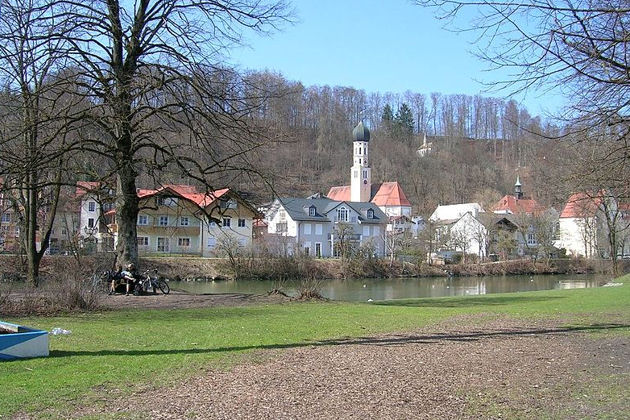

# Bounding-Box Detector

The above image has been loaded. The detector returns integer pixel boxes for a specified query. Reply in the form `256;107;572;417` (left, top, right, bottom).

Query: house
96;184;259;257
556;191;621;258
440;212;489;259
417;133;433;157
490;176;558;257
266;196;388;257
491;176;545;215
75;181;115;252
0;184;19;253
429;202;485;223
327;122;413;220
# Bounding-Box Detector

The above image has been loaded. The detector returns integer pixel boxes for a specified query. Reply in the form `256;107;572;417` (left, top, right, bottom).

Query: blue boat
0;321;49;360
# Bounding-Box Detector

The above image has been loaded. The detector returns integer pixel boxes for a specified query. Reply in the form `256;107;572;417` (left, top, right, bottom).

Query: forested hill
233;72;571;216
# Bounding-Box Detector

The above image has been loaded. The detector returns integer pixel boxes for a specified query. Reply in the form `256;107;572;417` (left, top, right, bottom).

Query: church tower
514;175;523;199
350;121;371;202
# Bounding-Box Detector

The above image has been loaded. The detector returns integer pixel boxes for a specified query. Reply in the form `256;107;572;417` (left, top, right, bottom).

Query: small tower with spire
350;121;371;202
514;175;523;199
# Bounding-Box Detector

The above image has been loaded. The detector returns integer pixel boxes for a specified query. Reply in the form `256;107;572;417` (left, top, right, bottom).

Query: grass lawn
1;274;628;418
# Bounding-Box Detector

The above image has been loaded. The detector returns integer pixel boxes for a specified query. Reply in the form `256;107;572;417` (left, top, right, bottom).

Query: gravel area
99;291;292;310
78;316;630;420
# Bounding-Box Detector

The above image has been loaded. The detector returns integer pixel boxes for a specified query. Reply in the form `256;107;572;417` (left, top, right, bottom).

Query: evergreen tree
381;104;394;123
395;103;414;136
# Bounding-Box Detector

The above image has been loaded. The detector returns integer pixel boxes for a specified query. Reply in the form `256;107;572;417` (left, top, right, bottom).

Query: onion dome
352;121;370;142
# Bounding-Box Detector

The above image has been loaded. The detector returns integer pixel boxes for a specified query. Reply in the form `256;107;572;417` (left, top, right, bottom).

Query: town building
265;196;388;257
100;184;259;257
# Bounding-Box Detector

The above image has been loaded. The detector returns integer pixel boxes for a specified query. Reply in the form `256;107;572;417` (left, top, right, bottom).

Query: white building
429;203;485;223
266;196;388;257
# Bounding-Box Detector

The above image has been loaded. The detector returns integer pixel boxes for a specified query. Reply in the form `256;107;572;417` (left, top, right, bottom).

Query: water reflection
172;274;607;302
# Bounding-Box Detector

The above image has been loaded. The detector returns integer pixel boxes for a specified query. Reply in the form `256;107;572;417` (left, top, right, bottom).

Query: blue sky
229;0;563;117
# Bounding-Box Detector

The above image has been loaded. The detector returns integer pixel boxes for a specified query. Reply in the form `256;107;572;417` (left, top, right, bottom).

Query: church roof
325;182;411;207
491;195;544;215
352;121;370;142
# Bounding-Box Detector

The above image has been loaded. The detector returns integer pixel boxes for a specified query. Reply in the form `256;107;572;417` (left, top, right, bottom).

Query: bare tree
0;0;79;285
49;0;291;268
416;0;630;191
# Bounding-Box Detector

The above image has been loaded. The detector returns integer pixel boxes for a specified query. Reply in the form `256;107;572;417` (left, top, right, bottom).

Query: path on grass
78;316;630;420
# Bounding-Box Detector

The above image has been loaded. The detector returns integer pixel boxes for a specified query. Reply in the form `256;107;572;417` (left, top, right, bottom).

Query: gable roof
429;203;484;222
275;197;387;224
326;182;411;207
560;192;603;218
137;184;230;208
492;195;544;215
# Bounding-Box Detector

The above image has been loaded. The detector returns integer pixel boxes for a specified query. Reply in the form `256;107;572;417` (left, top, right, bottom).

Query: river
171;273;609;302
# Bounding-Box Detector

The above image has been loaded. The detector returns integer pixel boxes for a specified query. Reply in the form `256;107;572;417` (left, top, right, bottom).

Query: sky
228;0;564;117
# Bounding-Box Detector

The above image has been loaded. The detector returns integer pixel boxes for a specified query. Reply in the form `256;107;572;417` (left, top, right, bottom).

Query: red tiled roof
560;192;602;218
75;181;101;197
326;182;411;207
326;185;351;201
103;185;231;215
492;195;543;215
138;185;229;207
371;182;411;207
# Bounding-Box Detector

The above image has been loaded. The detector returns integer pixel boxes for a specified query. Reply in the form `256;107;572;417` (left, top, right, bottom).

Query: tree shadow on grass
49;323;629;358
373;295;564;308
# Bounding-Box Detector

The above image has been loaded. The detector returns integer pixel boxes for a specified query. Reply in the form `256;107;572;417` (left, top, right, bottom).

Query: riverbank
141;255;614;281
2;275;628;419
0;255;617;284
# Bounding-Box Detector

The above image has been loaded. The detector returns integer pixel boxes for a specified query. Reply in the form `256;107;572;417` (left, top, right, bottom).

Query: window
304;223;312;235
61;228;67;235
180;216;189;226
207;237;216;249
157;237;169;252
178;237;191;247
367;209;374;219
276;222;287;233
336;207;348;222
309;206;316;216
363;169;368;179
157;197;178;206
238;238;247;247
315;224;323;235
222;218;231;227
304;241;311;256
374;226;380;236
87;218;95;228
238;218;246;228
1;213;10;223
363;226;370;237
137;214;148;225
527;232;536;246
137;237;149;246
88;201;96;212
159;216;169;226
279;210;286;221
315;242;322;257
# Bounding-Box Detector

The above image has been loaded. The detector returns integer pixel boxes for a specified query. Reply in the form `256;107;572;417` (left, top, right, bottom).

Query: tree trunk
115;162;139;269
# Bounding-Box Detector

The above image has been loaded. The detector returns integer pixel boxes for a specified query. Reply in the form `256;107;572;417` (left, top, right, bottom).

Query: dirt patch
74;316;630;419
100;290;293;310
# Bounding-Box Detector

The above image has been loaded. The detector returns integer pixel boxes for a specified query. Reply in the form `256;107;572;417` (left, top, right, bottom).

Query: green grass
1;274;629;418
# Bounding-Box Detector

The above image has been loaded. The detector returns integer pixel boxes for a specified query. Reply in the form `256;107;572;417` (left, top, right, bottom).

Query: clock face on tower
363;180;368;184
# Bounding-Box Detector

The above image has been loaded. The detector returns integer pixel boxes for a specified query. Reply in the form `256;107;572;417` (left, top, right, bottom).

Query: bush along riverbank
142;255;618;282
